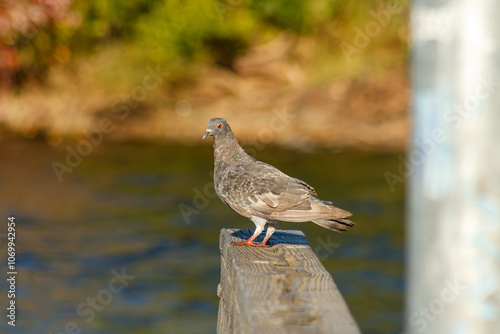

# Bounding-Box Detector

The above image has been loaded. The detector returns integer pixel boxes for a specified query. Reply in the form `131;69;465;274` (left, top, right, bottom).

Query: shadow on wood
217;228;360;334
231;229;310;246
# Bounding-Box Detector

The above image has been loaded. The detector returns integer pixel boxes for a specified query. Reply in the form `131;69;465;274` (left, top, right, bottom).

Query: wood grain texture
217;228;361;334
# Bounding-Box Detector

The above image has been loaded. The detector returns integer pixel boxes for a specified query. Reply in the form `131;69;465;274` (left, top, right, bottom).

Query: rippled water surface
0;138;404;333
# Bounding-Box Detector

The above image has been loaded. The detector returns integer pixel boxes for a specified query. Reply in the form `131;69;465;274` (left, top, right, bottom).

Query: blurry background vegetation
0;1;408;333
0;0;408;149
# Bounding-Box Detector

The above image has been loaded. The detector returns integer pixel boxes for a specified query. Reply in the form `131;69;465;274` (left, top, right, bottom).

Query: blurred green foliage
249;0;308;33
5;0;407;86
134;0;254;67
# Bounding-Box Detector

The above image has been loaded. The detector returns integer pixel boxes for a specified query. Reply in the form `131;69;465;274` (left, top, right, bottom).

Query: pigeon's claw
231;241;259;247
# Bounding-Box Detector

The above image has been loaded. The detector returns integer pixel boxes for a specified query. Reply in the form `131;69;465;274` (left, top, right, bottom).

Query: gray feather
204;117;355;234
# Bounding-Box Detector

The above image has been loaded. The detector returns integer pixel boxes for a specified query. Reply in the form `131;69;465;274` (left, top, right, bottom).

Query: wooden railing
217;228;360;334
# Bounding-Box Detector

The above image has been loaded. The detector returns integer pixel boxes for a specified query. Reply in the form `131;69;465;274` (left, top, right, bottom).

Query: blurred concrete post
407;0;500;333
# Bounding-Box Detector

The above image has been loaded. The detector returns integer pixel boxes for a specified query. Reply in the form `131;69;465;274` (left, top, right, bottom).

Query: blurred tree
0;0;78;88
250;0;308;33
0;0;408;90
0;0;160;88
134;0;255;70
71;0;161;46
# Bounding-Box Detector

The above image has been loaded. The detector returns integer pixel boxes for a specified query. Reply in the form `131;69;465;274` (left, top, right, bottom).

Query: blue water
0;139;404;333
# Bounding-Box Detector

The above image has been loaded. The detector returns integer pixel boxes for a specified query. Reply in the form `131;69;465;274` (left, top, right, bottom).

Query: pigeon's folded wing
217;163;308;209
218;163;351;222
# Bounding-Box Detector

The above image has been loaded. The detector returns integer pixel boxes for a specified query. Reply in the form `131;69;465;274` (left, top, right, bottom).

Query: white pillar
407;0;500;333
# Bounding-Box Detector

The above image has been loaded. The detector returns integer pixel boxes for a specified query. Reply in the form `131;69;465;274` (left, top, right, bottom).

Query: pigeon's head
203;117;231;139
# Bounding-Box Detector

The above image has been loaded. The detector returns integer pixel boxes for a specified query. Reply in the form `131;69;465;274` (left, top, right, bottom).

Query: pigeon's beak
202;129;212;140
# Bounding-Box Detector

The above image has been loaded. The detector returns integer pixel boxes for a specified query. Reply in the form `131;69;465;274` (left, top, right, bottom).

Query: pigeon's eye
217;124;222;129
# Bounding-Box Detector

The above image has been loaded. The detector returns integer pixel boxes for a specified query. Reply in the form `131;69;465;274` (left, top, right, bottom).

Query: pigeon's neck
213;132;248;165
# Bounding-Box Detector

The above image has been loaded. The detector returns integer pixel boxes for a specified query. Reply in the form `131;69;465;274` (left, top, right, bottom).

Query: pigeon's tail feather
312;218;355;232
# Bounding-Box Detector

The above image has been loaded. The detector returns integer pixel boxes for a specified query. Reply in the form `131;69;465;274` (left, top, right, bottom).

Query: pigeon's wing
218;161;351;222
216;162;307;216
218;162;350;222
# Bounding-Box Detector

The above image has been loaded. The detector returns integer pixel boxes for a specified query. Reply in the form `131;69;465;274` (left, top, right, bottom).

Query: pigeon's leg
258;222;275;247
230;227;262;247
231;216;266;247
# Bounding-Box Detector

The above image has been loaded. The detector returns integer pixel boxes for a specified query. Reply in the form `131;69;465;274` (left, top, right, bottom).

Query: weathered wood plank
217;228;361;334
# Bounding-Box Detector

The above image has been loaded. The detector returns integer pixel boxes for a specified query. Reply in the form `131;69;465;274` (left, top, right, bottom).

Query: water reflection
0;139;404;333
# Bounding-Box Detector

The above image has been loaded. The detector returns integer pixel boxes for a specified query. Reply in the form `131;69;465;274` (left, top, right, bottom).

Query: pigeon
203;117;355;247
